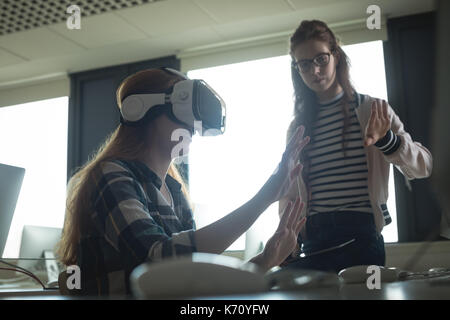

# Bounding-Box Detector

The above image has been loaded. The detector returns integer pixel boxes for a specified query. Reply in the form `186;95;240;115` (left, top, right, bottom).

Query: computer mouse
130;253;269;299
428;267;448;274
265;267;341;291
338;265;400;284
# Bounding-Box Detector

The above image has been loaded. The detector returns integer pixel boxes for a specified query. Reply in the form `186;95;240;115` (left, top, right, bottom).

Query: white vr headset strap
121;93;166;122
121;80;199;131
170;80;196;128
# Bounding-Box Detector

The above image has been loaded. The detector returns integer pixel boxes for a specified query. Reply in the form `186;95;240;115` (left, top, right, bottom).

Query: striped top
306;92;372;215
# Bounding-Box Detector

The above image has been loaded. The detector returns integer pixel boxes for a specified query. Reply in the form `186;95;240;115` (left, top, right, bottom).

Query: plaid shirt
76;159;197;296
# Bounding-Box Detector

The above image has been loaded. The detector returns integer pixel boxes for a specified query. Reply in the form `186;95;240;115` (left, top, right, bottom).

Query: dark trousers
283;211;386;273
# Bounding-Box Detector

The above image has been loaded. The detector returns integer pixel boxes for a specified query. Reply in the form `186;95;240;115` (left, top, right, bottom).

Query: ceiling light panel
0;0;166;36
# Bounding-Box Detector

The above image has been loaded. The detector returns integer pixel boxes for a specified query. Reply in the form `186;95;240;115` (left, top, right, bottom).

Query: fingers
279;200;293;229
286;125;304;151
293;201;305;234
280;200;292;222
369;100;378;123
295;216;307;235
286;198;302;227
279;198;300;230
279;197;304;232
278;163;303;199
382;100;391;132
289;163;303;181
288;126;310;155
374;99;390;122
382;100;388;121
365;99;390;147
284;133;309;167
366;102;377;139
375;100;381;120
278;200;297;230
293;135;310;160
364;137;374;147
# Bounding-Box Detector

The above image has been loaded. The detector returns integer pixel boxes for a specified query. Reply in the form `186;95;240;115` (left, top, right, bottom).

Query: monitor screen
18;225;62;270
0;163;25;258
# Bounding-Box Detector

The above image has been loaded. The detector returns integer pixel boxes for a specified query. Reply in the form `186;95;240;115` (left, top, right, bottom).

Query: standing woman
57;68;309;296
279;20;432;272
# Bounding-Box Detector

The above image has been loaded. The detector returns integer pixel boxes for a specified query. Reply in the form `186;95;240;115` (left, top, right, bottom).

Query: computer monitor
18;225;62;270
0;163;25;258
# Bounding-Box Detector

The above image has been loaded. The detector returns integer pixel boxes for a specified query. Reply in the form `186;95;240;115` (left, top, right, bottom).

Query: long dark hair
289;20;355;194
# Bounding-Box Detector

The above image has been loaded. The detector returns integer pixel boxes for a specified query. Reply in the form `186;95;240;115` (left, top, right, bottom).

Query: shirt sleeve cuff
171;230;197;254
375;130;401;155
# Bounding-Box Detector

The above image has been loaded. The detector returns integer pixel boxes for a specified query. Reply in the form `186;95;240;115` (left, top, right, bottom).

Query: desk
199;277;450;300
1;277;449;300
0;288;62;299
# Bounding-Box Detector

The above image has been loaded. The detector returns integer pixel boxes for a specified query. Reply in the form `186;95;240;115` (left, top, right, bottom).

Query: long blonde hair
57;69;191;265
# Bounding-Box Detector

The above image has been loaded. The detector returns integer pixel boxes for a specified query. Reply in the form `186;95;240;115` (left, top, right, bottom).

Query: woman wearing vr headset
57;68;309;296
279;20;432;272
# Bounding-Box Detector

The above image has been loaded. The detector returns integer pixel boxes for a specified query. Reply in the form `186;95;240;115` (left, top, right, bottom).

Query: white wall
0;76;70;109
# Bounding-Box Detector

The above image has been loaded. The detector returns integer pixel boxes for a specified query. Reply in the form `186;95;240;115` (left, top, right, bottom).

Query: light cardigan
281;93;433;234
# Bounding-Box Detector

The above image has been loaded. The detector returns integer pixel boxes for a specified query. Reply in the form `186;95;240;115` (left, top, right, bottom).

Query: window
187;40;397;256
342;40;397;243
0;97;68;258
188;56;293;254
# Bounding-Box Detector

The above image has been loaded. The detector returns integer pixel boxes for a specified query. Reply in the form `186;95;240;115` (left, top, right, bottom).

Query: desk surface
0;288;62;299
202;278;450;300
1;277;449;300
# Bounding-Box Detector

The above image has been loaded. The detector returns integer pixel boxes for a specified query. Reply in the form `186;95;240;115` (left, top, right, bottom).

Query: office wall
0;76;69;109
180;18;387;72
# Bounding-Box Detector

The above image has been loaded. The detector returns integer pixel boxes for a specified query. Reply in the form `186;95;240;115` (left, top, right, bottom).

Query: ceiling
0;0;435;89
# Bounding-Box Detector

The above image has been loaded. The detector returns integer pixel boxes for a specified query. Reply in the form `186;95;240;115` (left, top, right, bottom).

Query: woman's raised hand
257;197;306;270
257;125;310;206
364;99;391;147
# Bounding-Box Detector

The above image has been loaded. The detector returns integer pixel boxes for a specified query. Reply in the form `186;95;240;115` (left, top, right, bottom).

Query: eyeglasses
294;52;331;73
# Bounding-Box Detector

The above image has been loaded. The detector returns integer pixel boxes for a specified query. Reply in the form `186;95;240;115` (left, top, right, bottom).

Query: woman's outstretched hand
257;125;310;206
251;197;306;271
193;126;308;256
364;99;391;147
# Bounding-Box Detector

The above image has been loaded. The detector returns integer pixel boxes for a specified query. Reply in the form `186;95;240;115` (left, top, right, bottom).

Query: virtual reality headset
120;68;226;136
